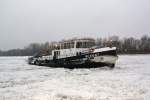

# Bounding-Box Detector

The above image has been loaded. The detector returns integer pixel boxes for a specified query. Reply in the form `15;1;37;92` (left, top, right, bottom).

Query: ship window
54;51;60;56
57;51;60;56
76;42;82;48
59;51;60;55
76;41;95;48
71;42;74;48
62;42;74;49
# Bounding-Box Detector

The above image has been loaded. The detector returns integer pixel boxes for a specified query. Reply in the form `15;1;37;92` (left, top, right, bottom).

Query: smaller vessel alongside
28;38;118;68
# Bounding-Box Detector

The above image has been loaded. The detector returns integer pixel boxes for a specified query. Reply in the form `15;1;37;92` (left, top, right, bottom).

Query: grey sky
0;0;150;50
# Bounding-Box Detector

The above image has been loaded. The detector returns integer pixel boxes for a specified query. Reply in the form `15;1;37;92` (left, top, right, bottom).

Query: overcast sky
0;0;150;50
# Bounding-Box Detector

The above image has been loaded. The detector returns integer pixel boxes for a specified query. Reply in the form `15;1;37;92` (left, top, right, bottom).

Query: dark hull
38;61;115;69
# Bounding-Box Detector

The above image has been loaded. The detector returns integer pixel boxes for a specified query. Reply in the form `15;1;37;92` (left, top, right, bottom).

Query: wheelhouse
59;38;95;49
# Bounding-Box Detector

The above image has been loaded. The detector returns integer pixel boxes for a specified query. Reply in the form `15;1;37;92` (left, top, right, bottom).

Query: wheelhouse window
76;41;95;48
61;42;74;49
59;38;95;49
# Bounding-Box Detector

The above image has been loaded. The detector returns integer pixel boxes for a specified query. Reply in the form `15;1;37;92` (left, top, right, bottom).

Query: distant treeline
0;35;150;56
96;35;150;54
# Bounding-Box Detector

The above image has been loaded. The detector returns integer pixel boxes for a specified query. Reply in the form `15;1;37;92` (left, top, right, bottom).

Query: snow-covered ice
0;55;150;100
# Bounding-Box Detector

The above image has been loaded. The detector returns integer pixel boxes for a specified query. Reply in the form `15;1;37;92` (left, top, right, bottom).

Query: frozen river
0;55;150;100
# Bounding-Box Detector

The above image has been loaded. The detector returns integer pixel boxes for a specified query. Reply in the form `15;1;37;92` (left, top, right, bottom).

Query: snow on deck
94;47;116;53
